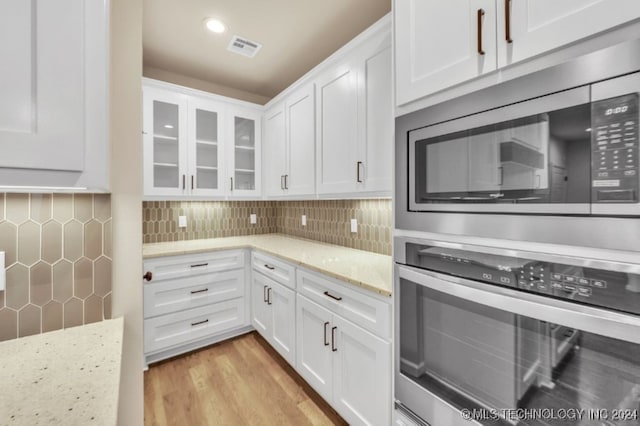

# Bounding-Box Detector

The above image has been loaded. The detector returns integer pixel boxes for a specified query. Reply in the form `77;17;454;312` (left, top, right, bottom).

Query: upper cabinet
316;27;393;196
0;0;109;191
143;81;262;199
395;0;640;107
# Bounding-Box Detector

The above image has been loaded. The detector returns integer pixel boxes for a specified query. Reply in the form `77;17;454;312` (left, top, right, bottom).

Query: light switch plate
0;252;5;292
250;214;257;224
350;218;358;233
301;215;307;226
178;216;187;228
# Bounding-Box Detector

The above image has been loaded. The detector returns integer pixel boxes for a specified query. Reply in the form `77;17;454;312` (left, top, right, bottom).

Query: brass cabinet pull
356;162;363;183
267;287;272;305
191;175;194;190
190;263;208;268
230;177;234;191
264;264;275;270
143;271;153;282
331;326;337;352
182;174;186;190
323;321;330;346
191;319;209;327
323;291;343;301
190;288;208;294
505;0;513;43
284;174;289;190
477;9;485;55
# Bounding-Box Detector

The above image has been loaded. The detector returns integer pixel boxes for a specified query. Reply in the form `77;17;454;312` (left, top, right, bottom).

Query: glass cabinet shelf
153;162;178;167
153;134;178;141
196;140;218;146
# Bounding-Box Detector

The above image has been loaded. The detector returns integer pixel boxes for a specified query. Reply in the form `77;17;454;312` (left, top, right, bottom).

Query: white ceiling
143;0;391;104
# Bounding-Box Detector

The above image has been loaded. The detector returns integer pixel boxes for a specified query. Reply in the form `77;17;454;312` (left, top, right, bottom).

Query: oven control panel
591;93;639;203
406;243;640;316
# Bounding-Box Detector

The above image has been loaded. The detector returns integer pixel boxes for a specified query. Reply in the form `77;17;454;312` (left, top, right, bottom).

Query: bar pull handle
324;291;342;301
284;174;289;190
267;287;272;305
264;264;275;270
182;174;186;190
356;161;363;183
263;285;268;302
331;326;337;352
191;175;194;190
191;319;209;327
190;263;209;268
143;271;153;282
477;9;485;55
505;0;513;43
190;288;208;294
323;321;330;346
230;177;234;191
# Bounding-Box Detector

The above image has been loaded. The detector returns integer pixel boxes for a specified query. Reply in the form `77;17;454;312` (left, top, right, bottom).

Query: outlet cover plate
250;214;257;224
350;218;358;233
178;216;187;228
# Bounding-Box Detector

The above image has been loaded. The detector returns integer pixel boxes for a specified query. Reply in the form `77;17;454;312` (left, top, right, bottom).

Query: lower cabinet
297;294;391;426
251;270;296;366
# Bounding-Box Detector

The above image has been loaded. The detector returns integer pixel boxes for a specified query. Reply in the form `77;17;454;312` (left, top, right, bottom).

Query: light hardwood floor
144;331;348;426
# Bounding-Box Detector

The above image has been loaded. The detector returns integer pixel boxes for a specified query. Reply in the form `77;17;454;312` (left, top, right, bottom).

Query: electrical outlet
350;218;358;233
250;214;257;224
301;215;307;226
178;215;187;228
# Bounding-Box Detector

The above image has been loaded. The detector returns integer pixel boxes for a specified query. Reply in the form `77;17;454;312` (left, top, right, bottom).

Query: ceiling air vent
227;35;262;58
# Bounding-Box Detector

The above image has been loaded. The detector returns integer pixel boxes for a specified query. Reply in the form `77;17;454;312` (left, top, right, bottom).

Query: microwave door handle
397;265;640;344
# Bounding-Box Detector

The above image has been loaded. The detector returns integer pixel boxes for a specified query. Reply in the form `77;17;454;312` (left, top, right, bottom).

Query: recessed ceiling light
164;124;174;129
205;18;226;34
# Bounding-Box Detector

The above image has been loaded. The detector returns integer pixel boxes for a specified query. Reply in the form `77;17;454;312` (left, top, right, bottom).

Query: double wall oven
394;39;640;425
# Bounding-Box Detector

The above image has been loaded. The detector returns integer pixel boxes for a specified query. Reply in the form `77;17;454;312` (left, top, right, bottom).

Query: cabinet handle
190;263;209;268
267;287;272;305
182;174;186;190
191;175;194;190
331;326;337;352
143;271;153;282
230;177;233;191
284;174;289;190
264;264;275;270
356;161;363;183
505;0;513;43
323;321;330;346
477;9;485;55
190;288;208;294
323;291;343;301
191;319;209;327
263;285;268;302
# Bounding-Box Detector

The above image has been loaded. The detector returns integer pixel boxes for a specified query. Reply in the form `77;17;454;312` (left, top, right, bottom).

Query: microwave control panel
591;93;639;203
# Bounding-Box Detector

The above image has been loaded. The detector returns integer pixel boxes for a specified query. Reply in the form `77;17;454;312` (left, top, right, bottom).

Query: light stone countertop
0;318;124;425
143;234;393;297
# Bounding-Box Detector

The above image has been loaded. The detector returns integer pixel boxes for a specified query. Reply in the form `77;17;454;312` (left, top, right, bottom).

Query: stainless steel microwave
399;40;640;217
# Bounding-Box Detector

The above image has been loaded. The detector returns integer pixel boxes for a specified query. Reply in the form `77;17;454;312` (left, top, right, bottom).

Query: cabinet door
497;0;640;67
251;272;271;338
188;98;225;196
296;295;333;402
228;107;261;197
358;35;393;193
395;0;497;106
316;62;359;194
286;84;316;196
0;0;92;172
332;315;391;426
143;88;189;197
263;104;287;197
270;280;296;366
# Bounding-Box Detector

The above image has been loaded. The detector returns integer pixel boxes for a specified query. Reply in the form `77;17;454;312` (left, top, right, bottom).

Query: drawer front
144;250;245;282
144;299;245;354
144;269;245;318
252;251;296;289
297;269;391;339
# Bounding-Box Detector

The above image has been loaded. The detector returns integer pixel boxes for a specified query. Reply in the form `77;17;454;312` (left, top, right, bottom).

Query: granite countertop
0;318;124;425
143;234;393;297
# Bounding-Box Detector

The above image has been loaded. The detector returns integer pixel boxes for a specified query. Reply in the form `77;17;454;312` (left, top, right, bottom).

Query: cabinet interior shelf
153;134;178;141
197;165;218;170
235;145;255;151
235;168;255;173
196;140;218;146
153;162;178;168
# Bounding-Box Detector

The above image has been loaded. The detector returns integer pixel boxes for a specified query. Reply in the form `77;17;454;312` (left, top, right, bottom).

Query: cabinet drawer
297;269;391;339
144;269;245;318
144;299;245;354
252;251;295;289
144;250;245;282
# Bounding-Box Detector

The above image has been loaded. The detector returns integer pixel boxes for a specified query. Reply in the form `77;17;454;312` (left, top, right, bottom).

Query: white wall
110;0;144;423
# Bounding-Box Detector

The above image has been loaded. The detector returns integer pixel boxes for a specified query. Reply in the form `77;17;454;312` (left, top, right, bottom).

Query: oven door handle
397;264;640;344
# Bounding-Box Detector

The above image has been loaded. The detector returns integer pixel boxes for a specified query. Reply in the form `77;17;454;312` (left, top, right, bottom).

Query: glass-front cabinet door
228;108;261;197
143;88;188;197
188;99;224;196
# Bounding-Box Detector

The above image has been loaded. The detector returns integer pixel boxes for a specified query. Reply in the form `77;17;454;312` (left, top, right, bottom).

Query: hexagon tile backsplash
0;193;112;342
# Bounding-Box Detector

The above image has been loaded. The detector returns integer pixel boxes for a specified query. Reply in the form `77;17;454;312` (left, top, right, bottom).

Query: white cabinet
316;29;393;196
143;80;262;199
395;0;497;106
263;84;316;198
296;295;391;426
497;0;640;67
0;0;108;190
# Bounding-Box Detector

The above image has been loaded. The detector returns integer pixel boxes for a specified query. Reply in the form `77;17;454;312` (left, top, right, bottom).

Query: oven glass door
397;265;640;426
409;87;593;214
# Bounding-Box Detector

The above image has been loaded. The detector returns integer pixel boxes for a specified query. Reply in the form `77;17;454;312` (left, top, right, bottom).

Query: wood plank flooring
144;332;348;426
